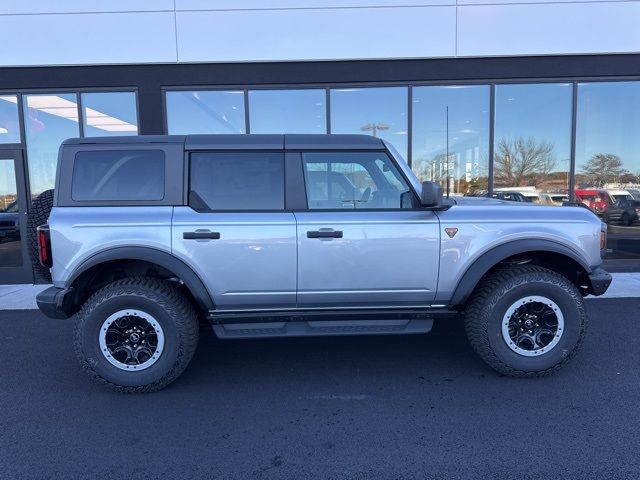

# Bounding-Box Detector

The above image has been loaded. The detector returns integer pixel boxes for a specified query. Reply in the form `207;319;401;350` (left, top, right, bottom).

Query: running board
213;319;433;339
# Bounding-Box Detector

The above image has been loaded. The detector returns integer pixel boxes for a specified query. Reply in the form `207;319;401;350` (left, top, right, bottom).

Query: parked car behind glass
603;198;640;226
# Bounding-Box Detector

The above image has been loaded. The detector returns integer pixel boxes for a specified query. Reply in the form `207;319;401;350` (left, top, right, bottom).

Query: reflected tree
494;137;556;187
580;153;628;187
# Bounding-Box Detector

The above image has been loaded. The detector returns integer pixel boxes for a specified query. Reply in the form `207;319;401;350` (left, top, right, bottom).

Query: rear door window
189;152;285;211
72;150;164;201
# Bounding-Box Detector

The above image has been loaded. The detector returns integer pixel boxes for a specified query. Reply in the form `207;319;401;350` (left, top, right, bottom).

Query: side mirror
421;181;443;207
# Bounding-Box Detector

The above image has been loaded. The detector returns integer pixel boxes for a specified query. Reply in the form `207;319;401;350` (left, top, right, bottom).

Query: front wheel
74;277;200;393
464;266;587;377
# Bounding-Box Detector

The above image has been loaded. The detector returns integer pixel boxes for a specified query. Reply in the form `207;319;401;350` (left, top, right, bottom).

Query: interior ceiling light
2;94;137;133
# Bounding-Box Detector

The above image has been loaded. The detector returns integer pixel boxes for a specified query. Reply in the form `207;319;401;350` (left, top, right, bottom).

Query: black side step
208;308;459;339
212;318;434;339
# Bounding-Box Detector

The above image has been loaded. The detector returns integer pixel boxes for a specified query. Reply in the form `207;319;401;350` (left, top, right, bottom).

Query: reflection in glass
493;83;572;204
82;92;138;137
330;87;408;160
0;159;22;267
23;94;80;197
0;96;21;144
412;85;490;195
576;81;640;260
166;90;245;135
249;89;326;134
303;152;412;210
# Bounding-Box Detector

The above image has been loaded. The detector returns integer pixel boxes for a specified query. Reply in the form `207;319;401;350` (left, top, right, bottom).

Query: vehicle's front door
295;151;440;308
0;149;32;284
172;151;297;311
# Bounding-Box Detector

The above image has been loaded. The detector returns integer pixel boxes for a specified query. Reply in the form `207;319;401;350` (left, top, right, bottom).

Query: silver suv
36;134;611;392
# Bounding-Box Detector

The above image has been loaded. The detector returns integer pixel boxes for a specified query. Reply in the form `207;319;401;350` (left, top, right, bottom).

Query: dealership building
0;0;639;284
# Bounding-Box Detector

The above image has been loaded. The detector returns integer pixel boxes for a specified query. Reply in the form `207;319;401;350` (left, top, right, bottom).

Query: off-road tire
27;189;54;282
74;277;199;393
464;265;587;377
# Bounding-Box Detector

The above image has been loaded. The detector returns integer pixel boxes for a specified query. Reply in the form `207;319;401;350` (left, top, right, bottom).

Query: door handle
183;231;221;240
307;230;343;239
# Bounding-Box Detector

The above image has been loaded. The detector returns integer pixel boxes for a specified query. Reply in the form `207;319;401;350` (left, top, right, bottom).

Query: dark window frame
56;143;183;207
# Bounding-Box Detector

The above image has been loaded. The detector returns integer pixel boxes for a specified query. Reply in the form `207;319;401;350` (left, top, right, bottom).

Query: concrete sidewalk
1;273;638;310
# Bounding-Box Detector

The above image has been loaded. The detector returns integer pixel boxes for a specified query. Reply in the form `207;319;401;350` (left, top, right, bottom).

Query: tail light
600;229;607;251
37;225;52;268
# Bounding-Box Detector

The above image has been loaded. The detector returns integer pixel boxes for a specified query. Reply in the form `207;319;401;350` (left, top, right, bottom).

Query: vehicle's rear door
172;149;297;311
294;150;440;308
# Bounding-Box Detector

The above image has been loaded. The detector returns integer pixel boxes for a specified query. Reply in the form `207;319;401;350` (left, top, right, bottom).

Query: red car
574;189;614;215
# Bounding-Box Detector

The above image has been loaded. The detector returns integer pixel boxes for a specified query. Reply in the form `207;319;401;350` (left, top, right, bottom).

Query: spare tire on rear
27;189;54;283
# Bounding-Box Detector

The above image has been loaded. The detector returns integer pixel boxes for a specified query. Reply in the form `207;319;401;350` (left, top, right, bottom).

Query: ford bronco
35;134;611;392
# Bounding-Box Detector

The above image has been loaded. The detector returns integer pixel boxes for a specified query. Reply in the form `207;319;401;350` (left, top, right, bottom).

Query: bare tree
493;137;557;187
581;153;628;187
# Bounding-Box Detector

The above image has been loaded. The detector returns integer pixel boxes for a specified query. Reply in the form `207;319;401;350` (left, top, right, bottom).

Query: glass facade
576;82;640;261
22;91;138;197
0;95;20;144
81;92;138;137
0;158;21;267
330;87;409;160
412;85;490;194
162;81;640;263
23;94;80;197
494;84;572;203
165;90;245;135
4;79;640;273
248;89;326;134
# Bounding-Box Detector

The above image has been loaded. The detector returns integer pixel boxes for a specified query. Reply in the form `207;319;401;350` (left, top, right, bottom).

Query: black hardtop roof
62;134;385;150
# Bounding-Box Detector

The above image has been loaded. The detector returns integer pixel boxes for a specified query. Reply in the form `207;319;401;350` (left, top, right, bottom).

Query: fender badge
445;227;458;238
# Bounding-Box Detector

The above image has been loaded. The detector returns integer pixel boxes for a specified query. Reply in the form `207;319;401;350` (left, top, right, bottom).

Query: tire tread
464;265;588;377
74;277;199;393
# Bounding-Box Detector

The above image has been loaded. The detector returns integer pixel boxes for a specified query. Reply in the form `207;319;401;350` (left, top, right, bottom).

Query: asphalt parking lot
1;299;639;480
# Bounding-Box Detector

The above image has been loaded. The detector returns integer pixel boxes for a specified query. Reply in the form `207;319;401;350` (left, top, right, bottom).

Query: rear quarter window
71;150;165;201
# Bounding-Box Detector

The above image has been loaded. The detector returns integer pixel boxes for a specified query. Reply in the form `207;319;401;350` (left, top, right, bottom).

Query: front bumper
587;267;612;296
36;286;77;319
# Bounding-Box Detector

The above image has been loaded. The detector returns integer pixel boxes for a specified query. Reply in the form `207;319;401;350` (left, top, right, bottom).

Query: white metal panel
458;2;640;57
0;0;173;15
0;12;177;66
176;6;456;62
176;0;454;9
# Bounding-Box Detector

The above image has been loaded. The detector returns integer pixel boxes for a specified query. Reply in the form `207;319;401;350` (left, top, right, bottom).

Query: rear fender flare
66;246;214;311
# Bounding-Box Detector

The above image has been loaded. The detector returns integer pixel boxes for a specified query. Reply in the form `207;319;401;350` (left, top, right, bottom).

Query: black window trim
57;143;184;207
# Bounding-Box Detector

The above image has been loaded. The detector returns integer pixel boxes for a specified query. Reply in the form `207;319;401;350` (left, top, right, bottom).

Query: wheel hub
501;296;564;357
99;309;165;371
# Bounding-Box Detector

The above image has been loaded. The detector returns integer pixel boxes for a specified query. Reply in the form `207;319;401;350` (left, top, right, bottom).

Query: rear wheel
464;266;587;377
74;277;199;393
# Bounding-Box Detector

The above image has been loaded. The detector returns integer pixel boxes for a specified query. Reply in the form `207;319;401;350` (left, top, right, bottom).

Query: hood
452;196;523;206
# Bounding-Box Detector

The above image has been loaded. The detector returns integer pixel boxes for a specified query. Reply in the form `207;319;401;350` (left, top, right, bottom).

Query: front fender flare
449;239;591;306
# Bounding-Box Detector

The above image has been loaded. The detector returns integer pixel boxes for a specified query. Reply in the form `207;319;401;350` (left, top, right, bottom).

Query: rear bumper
36;286;76;319
587;267;612;296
